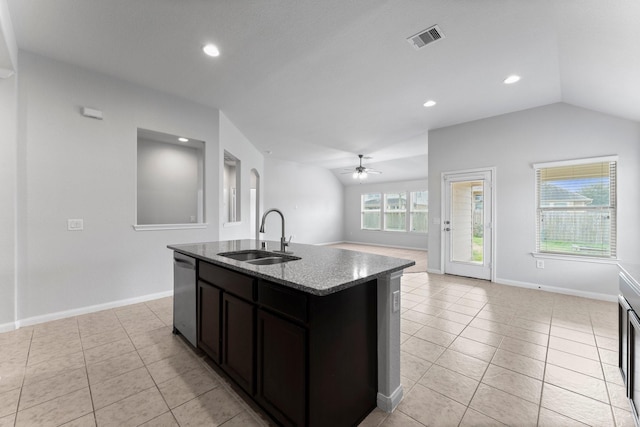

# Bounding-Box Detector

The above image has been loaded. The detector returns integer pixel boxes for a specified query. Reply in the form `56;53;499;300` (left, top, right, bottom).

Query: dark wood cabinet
256;309;306;427
198;280;221;363
196;260;377;426
222;293;256;394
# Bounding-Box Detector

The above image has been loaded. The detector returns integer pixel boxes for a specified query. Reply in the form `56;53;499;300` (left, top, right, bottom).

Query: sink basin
246;256;298;265
218;250;301;265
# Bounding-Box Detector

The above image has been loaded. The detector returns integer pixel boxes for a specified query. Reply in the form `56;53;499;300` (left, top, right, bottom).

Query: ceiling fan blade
366;170;382;174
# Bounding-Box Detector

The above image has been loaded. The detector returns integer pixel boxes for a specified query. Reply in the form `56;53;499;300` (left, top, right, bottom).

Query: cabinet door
222;293;255;394
257;309;306;427
198;281;221;363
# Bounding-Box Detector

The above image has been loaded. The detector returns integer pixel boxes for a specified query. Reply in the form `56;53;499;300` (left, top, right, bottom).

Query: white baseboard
0;321;17;333
377;385;404;413
15;290;174;329
314;240;346;246
494;277;616;302
422;271;615;302
343;240;427;252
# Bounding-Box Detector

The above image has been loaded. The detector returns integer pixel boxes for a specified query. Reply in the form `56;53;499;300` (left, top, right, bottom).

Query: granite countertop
168;239;415;296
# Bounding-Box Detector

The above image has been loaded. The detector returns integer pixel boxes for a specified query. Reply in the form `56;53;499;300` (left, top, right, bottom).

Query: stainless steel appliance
620;294;631;386
629;310;640;419
173;252;197;347
620;270;640;423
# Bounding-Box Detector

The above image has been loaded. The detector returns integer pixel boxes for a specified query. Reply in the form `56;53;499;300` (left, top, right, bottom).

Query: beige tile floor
0;245;632;426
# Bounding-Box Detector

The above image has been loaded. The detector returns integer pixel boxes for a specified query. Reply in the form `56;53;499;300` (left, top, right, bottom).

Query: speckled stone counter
168;239;415;296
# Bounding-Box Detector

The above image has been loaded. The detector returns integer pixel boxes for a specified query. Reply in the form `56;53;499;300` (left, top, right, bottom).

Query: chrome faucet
259;208;289;253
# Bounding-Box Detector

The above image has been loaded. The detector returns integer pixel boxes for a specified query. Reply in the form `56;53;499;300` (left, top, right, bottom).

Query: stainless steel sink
218;250;300;265
246;256;298;265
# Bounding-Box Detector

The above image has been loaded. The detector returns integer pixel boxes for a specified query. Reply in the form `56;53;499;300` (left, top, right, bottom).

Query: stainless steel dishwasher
173;252;197;347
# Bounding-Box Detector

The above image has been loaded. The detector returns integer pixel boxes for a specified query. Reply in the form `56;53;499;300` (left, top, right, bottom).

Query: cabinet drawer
199;262;255;301
258;281;308;323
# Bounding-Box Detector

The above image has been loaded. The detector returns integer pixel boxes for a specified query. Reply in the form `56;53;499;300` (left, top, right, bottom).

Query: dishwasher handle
174;255;196;269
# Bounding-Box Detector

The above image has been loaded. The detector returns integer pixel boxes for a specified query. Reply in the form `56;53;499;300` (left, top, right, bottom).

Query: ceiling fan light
361;171;368;179
353;172;358;179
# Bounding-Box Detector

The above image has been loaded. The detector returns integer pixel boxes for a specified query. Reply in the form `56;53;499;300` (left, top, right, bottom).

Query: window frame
361;193;382;231
360;190;428;233
409;190;429;233
534;156;617;260
383;192;407;232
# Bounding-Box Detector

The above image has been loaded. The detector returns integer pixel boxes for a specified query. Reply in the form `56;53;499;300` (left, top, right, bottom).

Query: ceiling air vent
407;25;444;50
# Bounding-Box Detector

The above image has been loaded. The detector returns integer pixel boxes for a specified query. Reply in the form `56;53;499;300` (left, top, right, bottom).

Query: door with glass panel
443;170;492;280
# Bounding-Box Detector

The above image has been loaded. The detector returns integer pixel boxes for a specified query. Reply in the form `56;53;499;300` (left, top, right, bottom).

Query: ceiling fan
341;154;382;180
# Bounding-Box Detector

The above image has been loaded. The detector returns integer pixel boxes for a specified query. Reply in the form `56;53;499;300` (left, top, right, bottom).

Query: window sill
222;222;242;228
360;229;428;235
531;252;618;264
133;223;208;231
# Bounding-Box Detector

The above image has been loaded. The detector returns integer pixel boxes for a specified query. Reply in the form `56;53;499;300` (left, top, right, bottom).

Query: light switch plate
392;290;400;312
67;219;84;231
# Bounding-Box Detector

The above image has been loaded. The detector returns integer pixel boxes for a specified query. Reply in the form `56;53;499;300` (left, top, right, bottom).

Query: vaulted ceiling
5;0;640;185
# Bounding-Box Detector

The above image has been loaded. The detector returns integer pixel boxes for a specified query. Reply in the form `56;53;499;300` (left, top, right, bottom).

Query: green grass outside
540;240;609;254
472;235;483;262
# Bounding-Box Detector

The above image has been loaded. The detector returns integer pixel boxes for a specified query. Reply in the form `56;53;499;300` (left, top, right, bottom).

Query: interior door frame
440;167;496;282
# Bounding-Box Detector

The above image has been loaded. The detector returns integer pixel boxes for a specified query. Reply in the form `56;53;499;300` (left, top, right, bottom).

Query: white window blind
535;158;617;258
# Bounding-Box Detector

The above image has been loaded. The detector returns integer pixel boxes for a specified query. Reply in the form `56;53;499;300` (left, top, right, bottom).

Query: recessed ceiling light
178;137;189;142
423;100;437;107
503;75;521;84
202;44;220;57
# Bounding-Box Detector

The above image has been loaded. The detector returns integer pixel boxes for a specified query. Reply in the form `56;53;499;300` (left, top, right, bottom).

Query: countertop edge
169;243;415;296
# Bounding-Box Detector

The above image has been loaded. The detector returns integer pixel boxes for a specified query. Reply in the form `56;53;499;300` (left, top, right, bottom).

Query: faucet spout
259;208;289;253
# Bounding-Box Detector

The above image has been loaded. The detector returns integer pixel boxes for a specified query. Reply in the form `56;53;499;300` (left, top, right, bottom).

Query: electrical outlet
536;260;544;269
67;219;84;231
392;290;400;312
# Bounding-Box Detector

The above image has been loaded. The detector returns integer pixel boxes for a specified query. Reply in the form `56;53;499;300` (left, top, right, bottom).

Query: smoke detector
407;25;445;50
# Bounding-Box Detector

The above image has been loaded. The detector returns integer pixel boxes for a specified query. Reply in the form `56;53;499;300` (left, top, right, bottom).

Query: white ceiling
5;0;640;185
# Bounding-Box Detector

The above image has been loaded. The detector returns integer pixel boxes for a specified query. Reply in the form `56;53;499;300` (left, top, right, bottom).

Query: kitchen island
168;240;414;427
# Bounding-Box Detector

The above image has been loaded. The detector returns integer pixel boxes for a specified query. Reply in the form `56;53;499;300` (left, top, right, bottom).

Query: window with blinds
535;157;617;258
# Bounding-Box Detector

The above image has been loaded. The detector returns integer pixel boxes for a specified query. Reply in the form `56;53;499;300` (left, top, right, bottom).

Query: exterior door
443;170;493;280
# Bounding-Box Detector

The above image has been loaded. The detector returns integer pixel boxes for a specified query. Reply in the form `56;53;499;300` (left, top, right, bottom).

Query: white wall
263;157;344;245
15;52;222;323
0;73;17;329
219;112;264;241
344;180;428;250
0;0;18;331
428;103;640;298
137;139;201;225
